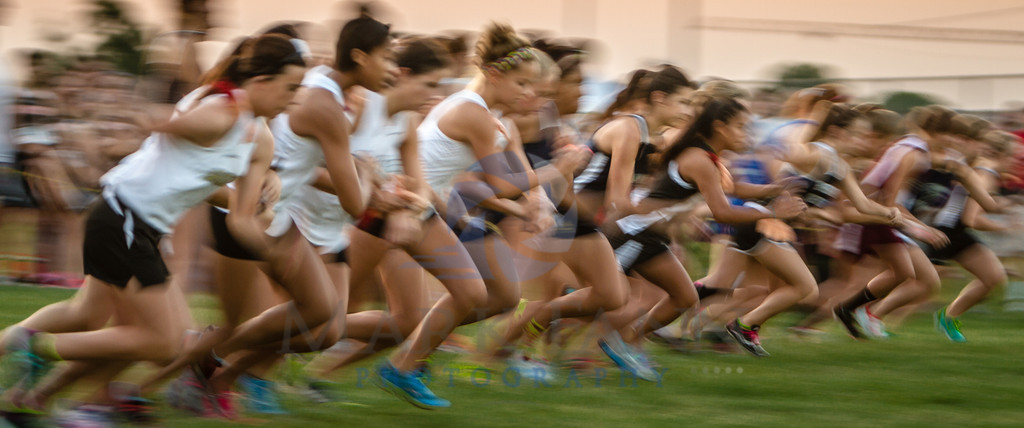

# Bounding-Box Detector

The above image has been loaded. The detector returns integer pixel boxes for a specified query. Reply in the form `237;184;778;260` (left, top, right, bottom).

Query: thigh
633;252;696;301
753;242;816;290
907;244;940;286
379;250;429;316
954;244;1006;286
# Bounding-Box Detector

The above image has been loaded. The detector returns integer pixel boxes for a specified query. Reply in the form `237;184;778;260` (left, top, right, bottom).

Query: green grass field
2;259;1024;427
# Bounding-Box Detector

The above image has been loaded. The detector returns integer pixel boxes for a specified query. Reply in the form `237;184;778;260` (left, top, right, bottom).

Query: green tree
776;63;829;91
883;91;938;115
91;0;144;75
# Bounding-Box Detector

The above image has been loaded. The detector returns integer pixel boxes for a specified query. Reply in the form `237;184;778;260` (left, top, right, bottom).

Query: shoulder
290;89;347;131
440;101;494;140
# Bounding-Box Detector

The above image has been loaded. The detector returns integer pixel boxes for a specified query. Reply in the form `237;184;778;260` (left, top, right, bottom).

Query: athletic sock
840;288;877;312
736;318;755;331
32;333;63;361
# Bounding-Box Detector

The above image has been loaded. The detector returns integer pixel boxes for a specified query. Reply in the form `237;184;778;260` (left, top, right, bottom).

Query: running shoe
114;396;156;425
1;328;51;411
280;353;308;387
238;374;287;415
631;347;664;378
165;370;210;416
55;404;115;428
375;361;450;410
598;332;661;381
725;320;770;357
209;392;238;420
935;308;966;343
832;305;863;339
1;411;42;427
302;379;346;404
853;306;890;339
787;326;827;342
507;354;556;384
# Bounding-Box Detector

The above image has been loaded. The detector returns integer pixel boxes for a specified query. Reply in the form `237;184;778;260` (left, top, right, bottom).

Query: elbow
488;180;524;200
345;204;365;219
341;198;366;219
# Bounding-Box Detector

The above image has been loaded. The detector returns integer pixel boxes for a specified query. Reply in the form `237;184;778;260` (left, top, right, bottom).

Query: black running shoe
725;320;769;357
832;305;863;339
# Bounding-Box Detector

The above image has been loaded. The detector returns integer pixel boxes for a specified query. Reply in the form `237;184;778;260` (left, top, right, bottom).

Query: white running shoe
853;306;890;339
507;354;557;384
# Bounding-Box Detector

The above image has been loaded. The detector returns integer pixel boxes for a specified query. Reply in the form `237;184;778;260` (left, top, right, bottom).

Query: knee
668;289;696;311
918;277;940;294
491;290;521;315
597;284;629;312
894;269;917;284
986;272;1008;289
300;299;335;328
609;291;629;312
393;314;422;339
793;277;818;302
802;284;820;303
452;281;489;311
319;325;343;350
149;335;182;364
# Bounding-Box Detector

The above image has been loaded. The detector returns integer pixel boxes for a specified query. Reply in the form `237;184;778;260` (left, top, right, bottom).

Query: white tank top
266;66;349;238
101;87;258;234
269;66;345;209
861;134;929;206
418;90;507;196
288;89;410;253
350;90;410;175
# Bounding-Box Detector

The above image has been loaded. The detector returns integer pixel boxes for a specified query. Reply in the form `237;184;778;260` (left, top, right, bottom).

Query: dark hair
950;114;991;140
646;65;694;103
811;104;862;141
855;104;904;139
261;22;300;39
601;68;652;120
908;105;957;135
661;97;748;169
532;38;582;63
556;54;583;81
202;34;305;87
397;38;451;76
335;16;391;72
180;0;206;13
475;22;532;68
436;34;469;56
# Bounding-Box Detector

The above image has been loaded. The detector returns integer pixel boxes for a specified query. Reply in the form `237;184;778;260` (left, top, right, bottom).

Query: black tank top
573;114;655;193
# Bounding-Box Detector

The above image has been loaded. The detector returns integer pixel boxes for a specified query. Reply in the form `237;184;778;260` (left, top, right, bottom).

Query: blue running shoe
238;374;287;415
375;362;450;410
935;308;966;343
598;332;659;381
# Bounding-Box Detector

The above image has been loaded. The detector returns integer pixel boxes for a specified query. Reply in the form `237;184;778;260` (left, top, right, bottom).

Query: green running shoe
935;308;966;343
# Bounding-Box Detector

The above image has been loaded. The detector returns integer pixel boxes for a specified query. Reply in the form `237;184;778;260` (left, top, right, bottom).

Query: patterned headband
484;47;535;73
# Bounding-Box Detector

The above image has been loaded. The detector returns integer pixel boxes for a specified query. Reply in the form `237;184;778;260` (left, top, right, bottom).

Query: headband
484;47;535;73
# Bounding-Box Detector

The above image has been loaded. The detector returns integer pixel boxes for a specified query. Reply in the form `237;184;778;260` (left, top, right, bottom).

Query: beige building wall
3;0;1024;109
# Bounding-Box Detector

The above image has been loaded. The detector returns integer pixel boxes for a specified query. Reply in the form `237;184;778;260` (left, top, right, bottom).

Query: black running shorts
208;205;262;261
608;228;671;273
83;197;169;288
922;225;980;263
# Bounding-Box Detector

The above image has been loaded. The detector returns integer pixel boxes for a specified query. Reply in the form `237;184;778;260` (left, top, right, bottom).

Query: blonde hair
475;22;533;71
699;80;750;100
